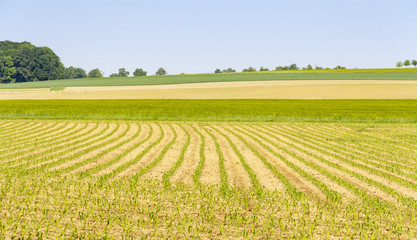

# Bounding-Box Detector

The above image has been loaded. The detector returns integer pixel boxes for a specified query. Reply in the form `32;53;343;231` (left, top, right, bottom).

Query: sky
1;0;416;76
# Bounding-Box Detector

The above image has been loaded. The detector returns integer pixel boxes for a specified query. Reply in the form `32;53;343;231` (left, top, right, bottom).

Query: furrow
1;122;97;167
170;124;202;186
29;123;121;171
99;123;164;180
129;124;177;180
90;123;154;178
277;125;417;201
197;124;220;187
70;123;141;175
160;124;191;187
50;122;134;173
217;125;286;192
227;124;335;200
263;125;417;208
247;124;397;205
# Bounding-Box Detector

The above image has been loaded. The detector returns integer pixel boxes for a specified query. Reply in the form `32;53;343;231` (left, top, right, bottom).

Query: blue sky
1;0;416;75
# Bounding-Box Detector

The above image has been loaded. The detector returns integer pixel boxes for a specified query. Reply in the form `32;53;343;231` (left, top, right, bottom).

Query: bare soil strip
0;121;40;142
197;124;221;186
0;122;58;147
168;124;200;186
205;124;252;188
1;122;77;157
297;125;417;170
70;123;141;174
49;123;131;171
2;122;93;166
289;125;417;183
233;124;353;199
282;125;417;199
93;123;155;177
318;125;417;165
24;123;115;169
142;124;188;181
116;124;174;178
260;125;399;204
220;125;285;191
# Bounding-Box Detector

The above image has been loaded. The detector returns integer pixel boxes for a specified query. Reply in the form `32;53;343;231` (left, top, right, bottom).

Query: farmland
1;68;417;89
1;119;417;238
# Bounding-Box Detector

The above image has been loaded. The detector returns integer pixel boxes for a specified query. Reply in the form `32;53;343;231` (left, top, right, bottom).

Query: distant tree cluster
0;41;65;83
214;64;348;73
214;68;236;73
109;67;164;77
396;60;417;68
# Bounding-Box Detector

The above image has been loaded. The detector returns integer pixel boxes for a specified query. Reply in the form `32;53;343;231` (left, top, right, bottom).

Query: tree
13;46;65;82
404;60;411;67
0;56;17;83
88;68;103;78
315;66;324;70
396;61;403;68
133;68;147;77
222;68;236;73
214;69;221;74
412;60;417;67
259;67;269;71
64;66;86;79
243;67;256;72
289;64;299;70
306;64;313;70
333;65;346;70
155;67;167;76
109;73;119;77
0;41;65;83
118;68;129;77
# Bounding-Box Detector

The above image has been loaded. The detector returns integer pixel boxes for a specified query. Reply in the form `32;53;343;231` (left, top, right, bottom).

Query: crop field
2;80;417;100
1;68;417;89
1;119;417;238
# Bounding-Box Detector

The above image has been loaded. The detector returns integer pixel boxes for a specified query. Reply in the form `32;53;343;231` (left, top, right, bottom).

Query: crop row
1;120;417;206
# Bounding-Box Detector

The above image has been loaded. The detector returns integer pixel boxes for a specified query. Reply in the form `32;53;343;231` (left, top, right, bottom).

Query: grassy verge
1;68;417;89
0;99;417;122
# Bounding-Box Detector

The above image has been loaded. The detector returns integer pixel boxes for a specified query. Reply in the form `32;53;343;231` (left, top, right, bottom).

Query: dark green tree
118;68;129;77
214;69;221;73
259;67;269;71
109;73;119;77
404;60;411;67
155;67;167;76
289;64;299;70
64;66;87;79
133;68;147;77
88;68;103;78
0;56;17;83
412;60;417;67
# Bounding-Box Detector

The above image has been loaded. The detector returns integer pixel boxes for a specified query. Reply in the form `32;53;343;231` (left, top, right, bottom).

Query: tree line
396;60;417;68
214;64;346;74
0;41;168;84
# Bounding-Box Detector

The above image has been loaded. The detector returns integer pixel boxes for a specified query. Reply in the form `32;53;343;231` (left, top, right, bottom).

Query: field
2;80;417;99
1;68;417;89
1;119;417;238
1;99;417;122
